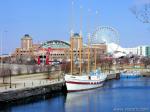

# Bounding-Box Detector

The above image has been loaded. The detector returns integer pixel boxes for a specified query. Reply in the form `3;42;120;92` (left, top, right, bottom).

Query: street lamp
1;30;9;85
0;31;5;83
0;31;3;72
9;53;12;88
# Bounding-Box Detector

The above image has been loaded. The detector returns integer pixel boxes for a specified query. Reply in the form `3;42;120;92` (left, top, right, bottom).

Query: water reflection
1;77;150;112
64;78;150;112
65;89;104;112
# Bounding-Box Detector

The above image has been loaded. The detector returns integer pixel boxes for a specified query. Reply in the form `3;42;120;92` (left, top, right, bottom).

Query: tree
17;67;22;75
61;62;70;73
0;67;12;84
130;2;150;23
32;65;38;73
46;65;52;76
0;68;5;83
26;65;30;74
141;57;150;68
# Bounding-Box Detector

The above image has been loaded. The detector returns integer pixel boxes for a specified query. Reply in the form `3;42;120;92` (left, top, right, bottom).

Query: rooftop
22;34;32;39
72;33;80;38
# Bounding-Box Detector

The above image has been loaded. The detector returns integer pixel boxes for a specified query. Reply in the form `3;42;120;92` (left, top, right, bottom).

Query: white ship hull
65;74;107;92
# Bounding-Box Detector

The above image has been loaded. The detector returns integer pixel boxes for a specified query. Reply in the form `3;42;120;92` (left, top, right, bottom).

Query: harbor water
1;77;150;112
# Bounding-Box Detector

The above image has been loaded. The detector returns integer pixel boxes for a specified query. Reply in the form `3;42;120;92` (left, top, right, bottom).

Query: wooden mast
94;10;99;71
79;37;82;75
87;9;91;74
70;0;74;75
94;48;97;70
79;5;82;75
70;38;73;74
87;34;90;74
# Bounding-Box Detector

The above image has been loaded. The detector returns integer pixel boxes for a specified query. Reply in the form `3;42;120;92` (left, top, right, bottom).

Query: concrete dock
0;72;119;103
0;80;65;102
0;73;65;102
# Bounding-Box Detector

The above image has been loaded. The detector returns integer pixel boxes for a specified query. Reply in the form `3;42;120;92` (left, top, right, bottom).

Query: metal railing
0;79;64;92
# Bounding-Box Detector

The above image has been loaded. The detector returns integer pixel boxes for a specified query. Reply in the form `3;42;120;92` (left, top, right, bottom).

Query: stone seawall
0;82;66;102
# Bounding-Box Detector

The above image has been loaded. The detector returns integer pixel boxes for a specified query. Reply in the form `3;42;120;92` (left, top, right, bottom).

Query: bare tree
61;62;70;73
32;65;38;73
39;65;44;72
141;57;150;68
26;65;30;74
130;3;150;23
0;68;12;84
46;65;52;76
16;67;22;75
0;68;6;83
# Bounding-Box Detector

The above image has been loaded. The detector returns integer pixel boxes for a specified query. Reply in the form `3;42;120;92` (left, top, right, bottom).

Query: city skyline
0;0;150;54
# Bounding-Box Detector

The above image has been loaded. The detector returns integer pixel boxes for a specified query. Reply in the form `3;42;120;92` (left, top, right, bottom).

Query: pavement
1;69;148;93
0;73;64;93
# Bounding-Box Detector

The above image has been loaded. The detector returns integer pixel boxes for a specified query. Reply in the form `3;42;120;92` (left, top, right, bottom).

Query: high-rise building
137;46;150;57
125;45;150;57
146;46;150;57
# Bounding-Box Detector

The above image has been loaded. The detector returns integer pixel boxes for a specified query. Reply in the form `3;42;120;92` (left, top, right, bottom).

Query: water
1;77;150;112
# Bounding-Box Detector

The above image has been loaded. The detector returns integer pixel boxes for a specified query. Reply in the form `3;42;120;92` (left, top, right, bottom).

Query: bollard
32;82;33;86
40;81;41;85
15;84;16;88
5;85;7;90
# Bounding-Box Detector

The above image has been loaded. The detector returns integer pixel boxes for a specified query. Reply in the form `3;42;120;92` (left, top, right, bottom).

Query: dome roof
41;40;70;49
22;34;32;39
24;34;30;37
72;33;80;38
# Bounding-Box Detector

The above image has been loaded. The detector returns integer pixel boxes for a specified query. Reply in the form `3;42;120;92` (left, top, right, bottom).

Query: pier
0;72;119;103
0;73;65;102
0;80;65;102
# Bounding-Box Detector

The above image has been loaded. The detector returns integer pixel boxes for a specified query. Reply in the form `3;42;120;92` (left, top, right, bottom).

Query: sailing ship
64;33;107;92
64;1;107;92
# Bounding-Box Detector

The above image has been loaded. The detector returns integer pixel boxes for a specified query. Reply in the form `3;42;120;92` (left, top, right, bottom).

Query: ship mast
87;9;91;74
87;33;90;74
79;37;82;75
94;48;97;70
94;10;99;71
79;6;82;75
70;38;73;75
70;0;74;75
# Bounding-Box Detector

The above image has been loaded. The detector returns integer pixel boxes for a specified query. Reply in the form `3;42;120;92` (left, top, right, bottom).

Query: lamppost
4;31;12;88
1;31;5;83
0;31;3;76
9;53;12;88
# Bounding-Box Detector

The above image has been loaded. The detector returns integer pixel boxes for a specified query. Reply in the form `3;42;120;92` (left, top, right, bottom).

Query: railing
0;79;64;92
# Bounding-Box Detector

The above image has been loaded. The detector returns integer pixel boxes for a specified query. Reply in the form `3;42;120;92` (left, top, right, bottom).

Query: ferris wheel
91;26;120;53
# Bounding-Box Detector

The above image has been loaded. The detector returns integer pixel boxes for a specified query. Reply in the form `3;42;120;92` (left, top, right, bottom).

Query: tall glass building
146;46;150;57
137;46;150;57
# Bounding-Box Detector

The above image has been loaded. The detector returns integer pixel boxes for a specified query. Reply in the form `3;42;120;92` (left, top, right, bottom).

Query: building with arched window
37;40;70;64
11;33;107;64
